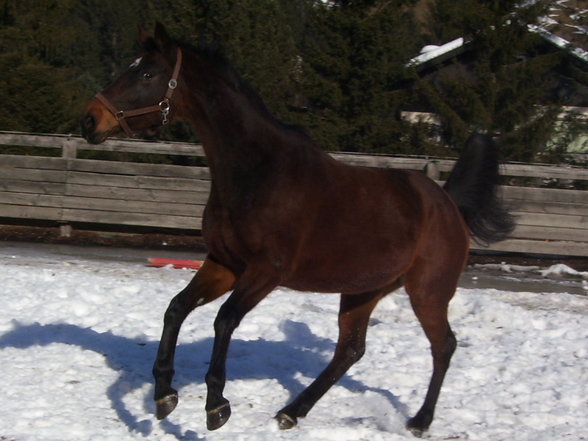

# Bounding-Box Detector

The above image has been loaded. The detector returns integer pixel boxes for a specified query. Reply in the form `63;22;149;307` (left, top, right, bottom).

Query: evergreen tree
416;0;566;161
0;53;80;133
0;0;147;133
0;0;90;132
294;0;422;152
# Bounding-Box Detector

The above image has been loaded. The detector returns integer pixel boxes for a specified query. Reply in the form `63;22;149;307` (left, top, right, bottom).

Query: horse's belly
283;241;412;294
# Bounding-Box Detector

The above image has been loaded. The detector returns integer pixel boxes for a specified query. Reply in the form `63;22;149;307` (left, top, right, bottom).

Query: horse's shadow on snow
0;319;407;439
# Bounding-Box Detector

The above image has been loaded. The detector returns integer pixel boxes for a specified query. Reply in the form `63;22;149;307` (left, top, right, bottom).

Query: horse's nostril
81;115;96;140
83;115;95;131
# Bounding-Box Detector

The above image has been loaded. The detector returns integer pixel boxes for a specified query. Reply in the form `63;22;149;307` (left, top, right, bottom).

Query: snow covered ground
0;242;586;441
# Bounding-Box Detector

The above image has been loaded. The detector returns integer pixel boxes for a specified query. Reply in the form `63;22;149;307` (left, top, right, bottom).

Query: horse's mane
174;39;311;139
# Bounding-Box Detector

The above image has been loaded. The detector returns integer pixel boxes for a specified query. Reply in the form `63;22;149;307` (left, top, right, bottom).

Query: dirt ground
0;223;587;271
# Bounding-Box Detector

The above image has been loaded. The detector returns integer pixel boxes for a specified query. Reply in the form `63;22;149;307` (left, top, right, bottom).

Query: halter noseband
95;48;183;137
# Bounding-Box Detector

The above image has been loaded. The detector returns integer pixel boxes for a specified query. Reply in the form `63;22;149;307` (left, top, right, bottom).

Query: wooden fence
0;131;587;257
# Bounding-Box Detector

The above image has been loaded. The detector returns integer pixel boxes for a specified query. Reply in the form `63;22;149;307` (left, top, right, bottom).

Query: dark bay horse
81;24;514;435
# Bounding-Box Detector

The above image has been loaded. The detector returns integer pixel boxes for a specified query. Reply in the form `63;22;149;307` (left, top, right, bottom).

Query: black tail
443;133;515;245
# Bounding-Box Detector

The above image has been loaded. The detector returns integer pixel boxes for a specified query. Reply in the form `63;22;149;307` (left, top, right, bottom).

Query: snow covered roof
534;0;588;62
528;23;588;62
409;0;588;67
407;37;468;67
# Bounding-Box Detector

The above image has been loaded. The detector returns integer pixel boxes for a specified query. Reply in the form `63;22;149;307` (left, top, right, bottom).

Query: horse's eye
142;72;153;81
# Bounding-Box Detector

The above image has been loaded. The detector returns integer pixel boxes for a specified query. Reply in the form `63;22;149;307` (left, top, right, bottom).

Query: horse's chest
202;201;278;266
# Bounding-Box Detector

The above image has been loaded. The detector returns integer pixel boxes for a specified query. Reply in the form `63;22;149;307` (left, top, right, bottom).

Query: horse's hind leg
275;287;392;429
153;257;235;420
404;265;460;436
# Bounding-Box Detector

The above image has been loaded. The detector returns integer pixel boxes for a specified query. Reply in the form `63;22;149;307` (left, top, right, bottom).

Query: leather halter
95;48;183;137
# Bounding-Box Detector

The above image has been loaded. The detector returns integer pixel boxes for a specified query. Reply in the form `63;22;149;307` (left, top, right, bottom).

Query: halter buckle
160;99;171;125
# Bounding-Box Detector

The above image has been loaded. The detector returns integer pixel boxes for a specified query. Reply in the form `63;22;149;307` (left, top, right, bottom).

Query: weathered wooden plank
0;167;67;183
0;132;67;149
475;238;588;257
67;158;211;179
331;153;588;181
502;163;588;181
65;183;209;205
0;132;206;157
332;155;588;184
61;208;201;229
514;200;588;216
503;186;588;204
77;138;205;156
0;179;66;195
331;152;452;171
0;204;62;221
62;196;205;217
1;155;67;170
66;171;211;191
510;225;588;242
0;192;63;208
512;211;588;229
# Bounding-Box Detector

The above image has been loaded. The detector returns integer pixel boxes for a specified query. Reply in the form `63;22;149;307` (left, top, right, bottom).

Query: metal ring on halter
168;79;178;89
115;111;125;120
159;100;170;112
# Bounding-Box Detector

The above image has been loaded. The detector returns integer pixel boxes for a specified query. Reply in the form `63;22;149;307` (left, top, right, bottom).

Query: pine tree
0;0;150;133
416;0;569;161
290;0;422;152
0;0;90;132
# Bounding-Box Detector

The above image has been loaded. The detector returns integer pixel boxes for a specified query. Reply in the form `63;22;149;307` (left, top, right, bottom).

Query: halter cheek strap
95;48;183;137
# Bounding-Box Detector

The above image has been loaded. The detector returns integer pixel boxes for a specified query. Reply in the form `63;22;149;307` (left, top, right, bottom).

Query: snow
528;24;588;62
475;262;588;280
1;243;587;441
539;263;588;279
407;38;465;66
412;1;588;66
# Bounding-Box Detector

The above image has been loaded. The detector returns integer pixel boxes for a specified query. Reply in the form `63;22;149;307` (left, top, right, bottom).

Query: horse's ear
154;22;174;57
138;26;151;45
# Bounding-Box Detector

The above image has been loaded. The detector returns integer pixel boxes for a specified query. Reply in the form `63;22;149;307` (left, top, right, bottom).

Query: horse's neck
186;88;282;204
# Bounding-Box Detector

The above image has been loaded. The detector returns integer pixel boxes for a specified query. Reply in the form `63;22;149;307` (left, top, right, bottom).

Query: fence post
59;135;77;237
424;160;440;180
62;135;78;159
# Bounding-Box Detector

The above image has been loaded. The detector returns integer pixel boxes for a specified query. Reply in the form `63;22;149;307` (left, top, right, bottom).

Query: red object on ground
147;257;203;270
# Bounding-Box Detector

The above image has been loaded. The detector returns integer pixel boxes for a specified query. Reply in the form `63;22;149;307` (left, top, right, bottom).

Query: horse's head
81;24;182;144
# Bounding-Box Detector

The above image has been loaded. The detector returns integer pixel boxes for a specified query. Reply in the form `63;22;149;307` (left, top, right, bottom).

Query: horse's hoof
406;425;425;438
275;412;298;430
206;402;231;430
406;414;431;438
155;393;179;420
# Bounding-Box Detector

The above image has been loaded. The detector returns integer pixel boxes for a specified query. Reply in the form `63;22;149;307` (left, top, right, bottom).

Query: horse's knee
349;341;366;363
336;338;366;366
213;303;242;334
433;329;456;363
163;295;185;324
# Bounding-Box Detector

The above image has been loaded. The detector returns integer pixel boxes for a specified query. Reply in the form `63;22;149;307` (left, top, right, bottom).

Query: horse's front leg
204;270;279;430
153;257;235;420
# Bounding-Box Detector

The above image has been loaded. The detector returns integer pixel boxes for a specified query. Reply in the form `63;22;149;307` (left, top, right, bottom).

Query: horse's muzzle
81;99;120;144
